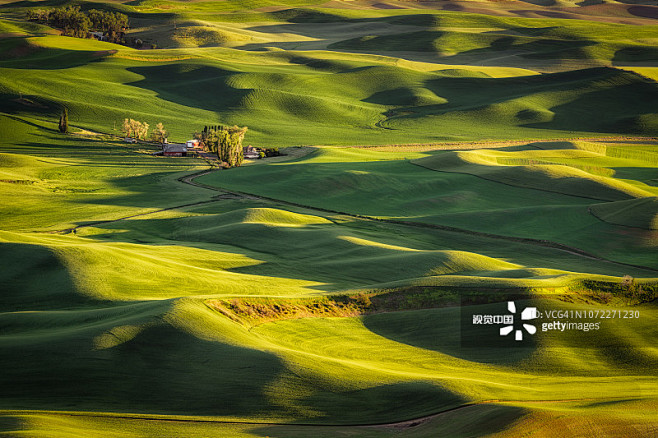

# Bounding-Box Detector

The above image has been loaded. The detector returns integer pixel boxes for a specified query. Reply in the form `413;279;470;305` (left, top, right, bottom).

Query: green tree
31;7;128;43
59;107;68;133
197;125;247;167
217;125;247;167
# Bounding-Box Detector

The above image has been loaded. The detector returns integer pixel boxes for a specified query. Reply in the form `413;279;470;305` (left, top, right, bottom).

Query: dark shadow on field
126;64;250;115
0;36;113;70
287;54;359;72
612;46;658;63
236;13;442;52
379;67;658;138
250;404;528;437
325;26;598;63
249;404;530;438
0;108;58;130
267;10;440;26
0;319;287;416
612;167;658;185
628;5;658;19
372;68;602;121
362;307;536;366
73;152;658;286
514;38;595;60
0;416;22;435
70;170;206;207
524;73;658;134
329;30;446;53
582;398;644;408
6;135;189;164
79;200;658;294
291;381;466;425
2;113;205;209
8;137;119;156
0;242;106;311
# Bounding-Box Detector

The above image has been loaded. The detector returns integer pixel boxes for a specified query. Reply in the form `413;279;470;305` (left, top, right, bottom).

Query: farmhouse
243;145;259;159
89;31;107;41
186;139;199;149
162;143;187;157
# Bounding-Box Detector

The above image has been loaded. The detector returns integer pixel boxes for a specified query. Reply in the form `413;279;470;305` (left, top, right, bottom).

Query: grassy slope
0;115;209;231
2;400;657;437
198;144;658;269
1;14;658;145
1;3;658;437
0;128;656;436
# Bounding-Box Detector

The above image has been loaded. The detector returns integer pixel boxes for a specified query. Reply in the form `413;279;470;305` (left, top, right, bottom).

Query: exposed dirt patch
207;281;656;329
92;50;118;57
206;288;461;328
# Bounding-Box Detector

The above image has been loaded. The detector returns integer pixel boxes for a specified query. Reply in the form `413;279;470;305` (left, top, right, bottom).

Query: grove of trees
196;125;248;167
122;119;149;140
27;6;129;44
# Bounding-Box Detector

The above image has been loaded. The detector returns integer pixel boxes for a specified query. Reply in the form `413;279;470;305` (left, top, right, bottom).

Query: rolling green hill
1;15;658;145
1;1;657;436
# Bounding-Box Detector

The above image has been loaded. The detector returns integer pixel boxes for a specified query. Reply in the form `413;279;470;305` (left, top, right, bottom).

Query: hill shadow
126;63;250;115
375;67;658;138
613;46;658;64
250;404;528;435
0;417;22;435
373;68;593;121
0;320;289;416
612;167;658;185
238;13;442;52
362;307;537;366
292;381;466;425
0;241;110;311
325;26;598;64
0;37;111;70
524;75;658;134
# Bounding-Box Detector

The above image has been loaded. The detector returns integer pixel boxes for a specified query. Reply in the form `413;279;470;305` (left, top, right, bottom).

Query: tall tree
59;107;68;133
217;125;247;167
151;122;168;144
197;125;247;166
122;118;132;138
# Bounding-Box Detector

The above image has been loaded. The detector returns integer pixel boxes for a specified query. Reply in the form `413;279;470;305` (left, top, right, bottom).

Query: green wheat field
1;0;657;435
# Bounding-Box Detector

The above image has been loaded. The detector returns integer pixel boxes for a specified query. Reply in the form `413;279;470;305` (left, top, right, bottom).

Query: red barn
163;144;187;157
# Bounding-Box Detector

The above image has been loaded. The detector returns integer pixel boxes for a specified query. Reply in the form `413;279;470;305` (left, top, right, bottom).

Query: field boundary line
411;160;620;203
587;205;657;231
43;167;224;235
182;170;658;274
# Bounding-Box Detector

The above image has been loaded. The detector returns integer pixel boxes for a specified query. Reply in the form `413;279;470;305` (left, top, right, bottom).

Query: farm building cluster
139;138;273;159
